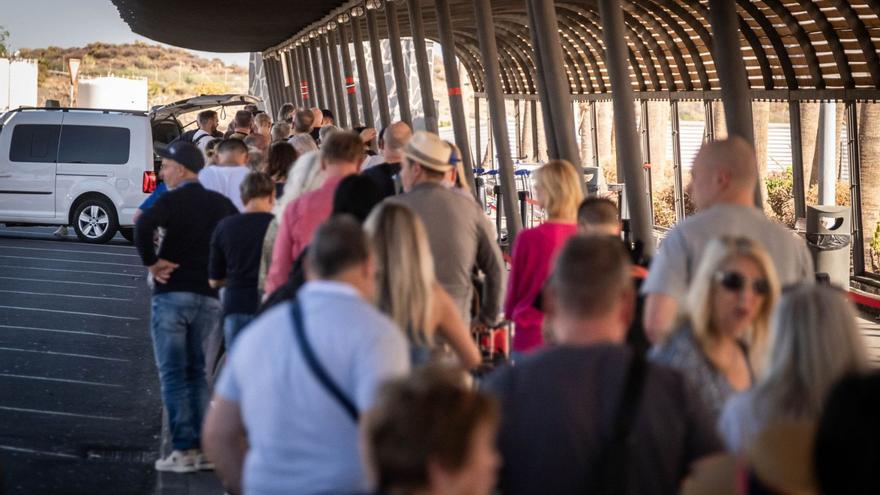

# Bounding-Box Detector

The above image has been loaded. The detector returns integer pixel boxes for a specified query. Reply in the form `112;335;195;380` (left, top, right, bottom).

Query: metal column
288;50;302;107
322;31;345;127
789;101;807;219
386;0;413;125
671;100;686;221
318;32;337;117
514;100;522;158
435;0;476;195
366;6;392;128
350;14;374;129
281;50;292;106
267;57;281;115
589;100;599;169
597;0;654;256
531;99;539;162
640;99;654;223
334;25;356;128
407;0;438;133
818;102;837;205
708;0;761;208
296;44;312;107
474;0;522;241
475;96;481;167
703;99;715;142
525;0;581;169
846;100;866;276
308;39;326;109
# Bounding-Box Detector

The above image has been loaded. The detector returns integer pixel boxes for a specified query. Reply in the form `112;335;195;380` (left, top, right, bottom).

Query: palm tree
647;100;669;187
858;102;880;273
752;101;771;214
799;102;819;194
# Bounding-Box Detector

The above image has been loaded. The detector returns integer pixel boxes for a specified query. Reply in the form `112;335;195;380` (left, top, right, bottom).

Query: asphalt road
0;226;219;495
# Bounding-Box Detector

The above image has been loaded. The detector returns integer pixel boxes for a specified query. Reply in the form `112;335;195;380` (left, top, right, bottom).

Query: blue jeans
150;292;222;450
223;313;255;350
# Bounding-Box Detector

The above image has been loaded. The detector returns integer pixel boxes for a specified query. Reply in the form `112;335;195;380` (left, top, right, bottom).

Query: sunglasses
714;270;770;296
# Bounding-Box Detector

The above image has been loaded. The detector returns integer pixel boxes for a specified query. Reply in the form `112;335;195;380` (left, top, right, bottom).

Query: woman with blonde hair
257;150;326;292
504;160;584;355
719;284;868;453
365;202;481;369
650;236;780;422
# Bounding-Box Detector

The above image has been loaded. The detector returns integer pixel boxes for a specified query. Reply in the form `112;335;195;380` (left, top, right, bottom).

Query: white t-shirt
360;154;385;171
216;281;410;495
192;129;215;156
198;165;250;211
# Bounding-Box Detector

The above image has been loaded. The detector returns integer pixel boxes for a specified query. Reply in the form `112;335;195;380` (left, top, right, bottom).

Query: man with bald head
641;136;813;343
362;121;413;198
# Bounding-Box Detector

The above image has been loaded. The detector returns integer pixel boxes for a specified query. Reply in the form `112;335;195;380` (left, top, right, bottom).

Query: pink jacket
504;222;577;352
265;175;343;295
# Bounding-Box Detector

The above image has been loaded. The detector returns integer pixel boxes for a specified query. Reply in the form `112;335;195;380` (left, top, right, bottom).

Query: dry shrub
765;169;850;229
869;221;880;273
652;184;696;227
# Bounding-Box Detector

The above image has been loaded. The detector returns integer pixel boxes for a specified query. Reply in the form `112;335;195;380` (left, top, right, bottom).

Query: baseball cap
155;141;205;173
400;131;456;173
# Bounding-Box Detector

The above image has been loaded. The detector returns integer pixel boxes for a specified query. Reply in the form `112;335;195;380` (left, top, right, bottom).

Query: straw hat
400;131;456;173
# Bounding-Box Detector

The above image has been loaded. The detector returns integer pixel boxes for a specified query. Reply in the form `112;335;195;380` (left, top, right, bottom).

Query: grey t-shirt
390;182;506;323
484;345;722;495
642;203;813;301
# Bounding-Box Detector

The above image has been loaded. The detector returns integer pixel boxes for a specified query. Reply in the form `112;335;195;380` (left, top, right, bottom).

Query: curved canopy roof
111;0;348;52
115;0;880;96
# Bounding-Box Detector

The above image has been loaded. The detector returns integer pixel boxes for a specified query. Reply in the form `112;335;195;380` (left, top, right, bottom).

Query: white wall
0;58;38;111
77;77;148;111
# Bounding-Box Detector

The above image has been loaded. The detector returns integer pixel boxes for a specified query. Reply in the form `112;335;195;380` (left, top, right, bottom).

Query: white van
0;94;261;243
0;108;153;243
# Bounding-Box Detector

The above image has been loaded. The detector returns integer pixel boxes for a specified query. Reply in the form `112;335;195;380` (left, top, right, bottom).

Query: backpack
172;129;198;144
172;129;217;146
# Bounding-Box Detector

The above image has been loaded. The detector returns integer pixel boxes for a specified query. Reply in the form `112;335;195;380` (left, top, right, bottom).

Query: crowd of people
133;102;880;494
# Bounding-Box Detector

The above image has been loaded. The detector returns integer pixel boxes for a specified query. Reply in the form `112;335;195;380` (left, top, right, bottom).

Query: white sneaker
154;450;197;473
53;226;69;237
194;450;215;471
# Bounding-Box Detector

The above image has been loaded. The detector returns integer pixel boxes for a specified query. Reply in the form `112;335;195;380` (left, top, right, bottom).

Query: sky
3;0;250;67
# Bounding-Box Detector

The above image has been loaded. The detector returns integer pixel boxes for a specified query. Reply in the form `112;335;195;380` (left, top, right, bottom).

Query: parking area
0;226;159;494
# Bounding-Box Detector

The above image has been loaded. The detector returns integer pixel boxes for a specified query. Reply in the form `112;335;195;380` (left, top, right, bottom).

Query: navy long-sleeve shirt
135;181;238;296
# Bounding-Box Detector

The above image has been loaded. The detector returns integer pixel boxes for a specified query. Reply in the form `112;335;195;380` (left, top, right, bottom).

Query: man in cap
389;131;505;325
134;141;238;473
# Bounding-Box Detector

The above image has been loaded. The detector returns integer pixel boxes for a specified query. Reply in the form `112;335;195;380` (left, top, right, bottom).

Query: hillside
19;41;248;107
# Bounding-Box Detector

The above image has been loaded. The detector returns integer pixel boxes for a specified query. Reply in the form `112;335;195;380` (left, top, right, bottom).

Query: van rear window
59;125;130;165
9;124;61;163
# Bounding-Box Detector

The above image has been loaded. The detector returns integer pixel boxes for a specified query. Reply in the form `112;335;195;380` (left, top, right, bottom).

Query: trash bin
806;205;851;287
583;166;600;195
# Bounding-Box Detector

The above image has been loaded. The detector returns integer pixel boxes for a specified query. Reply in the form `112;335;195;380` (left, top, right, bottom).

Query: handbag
290;298;359;422
592;351;648;495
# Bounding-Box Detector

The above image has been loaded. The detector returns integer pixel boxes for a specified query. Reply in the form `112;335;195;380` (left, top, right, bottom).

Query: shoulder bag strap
290;298;359;421
593;351;649;495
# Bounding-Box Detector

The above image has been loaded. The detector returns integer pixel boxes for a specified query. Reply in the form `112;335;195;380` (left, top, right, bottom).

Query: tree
858;102;880;273
0;26;9;57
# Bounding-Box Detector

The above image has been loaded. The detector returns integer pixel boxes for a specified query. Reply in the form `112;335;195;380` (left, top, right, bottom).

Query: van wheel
73;198;118;244
119;227;135;244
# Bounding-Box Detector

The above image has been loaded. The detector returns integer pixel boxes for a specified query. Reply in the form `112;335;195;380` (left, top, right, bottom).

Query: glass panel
9;124;61;163
58;125;130;165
